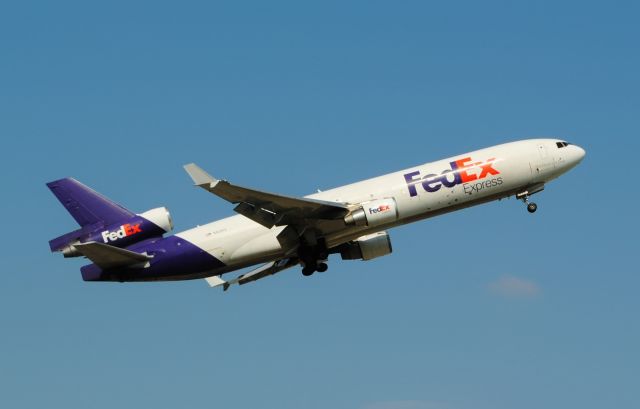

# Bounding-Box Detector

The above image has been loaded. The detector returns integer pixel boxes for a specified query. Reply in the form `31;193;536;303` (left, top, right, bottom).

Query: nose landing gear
518;193;538;213
516;184;544;214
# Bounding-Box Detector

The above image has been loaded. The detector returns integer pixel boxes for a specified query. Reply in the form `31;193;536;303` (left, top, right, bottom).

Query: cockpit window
556;141;572;148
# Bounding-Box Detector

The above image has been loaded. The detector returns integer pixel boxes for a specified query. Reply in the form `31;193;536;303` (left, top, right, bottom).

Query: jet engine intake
339;231;393;261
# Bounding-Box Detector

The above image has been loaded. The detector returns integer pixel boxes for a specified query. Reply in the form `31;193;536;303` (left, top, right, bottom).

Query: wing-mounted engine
344;198;398;227
52;207;174;257
338;231;393;261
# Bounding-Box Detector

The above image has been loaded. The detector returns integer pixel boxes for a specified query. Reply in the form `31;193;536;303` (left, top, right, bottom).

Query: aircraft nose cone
573;144;586;162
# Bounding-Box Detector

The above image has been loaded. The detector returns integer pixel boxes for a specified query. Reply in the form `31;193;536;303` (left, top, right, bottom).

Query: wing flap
74;241;152;270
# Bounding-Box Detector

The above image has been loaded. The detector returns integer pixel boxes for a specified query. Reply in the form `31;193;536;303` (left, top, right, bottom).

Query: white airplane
48;138;585;290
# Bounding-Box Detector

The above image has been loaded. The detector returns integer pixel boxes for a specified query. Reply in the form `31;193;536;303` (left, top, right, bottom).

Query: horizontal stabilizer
74;241;152;270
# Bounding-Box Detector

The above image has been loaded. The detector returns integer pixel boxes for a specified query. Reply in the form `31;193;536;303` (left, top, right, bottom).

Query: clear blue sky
1;1;638;408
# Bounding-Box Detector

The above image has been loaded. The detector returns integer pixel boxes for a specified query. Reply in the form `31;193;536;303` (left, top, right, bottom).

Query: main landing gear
302;261;328;276
298;240;329;276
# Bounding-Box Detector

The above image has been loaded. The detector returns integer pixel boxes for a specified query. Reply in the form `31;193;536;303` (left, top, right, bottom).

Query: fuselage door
535;143;555;174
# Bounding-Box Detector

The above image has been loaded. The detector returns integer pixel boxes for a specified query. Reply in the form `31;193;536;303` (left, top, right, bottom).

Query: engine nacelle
139;207;174;233
60;207;174;257
344;198;398;227
340;231;393;261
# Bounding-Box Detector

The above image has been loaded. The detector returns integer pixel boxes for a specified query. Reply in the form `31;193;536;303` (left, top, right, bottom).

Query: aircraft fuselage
49;138;585;285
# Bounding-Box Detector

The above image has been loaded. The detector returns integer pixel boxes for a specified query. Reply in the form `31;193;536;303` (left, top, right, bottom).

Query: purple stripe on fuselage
81;236;225;282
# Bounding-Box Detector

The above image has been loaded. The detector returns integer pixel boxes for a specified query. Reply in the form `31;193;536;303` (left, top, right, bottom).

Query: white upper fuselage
177;139;585;275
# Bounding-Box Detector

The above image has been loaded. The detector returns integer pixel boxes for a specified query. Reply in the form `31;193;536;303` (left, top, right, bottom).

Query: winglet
205;275;231;291
184;163;218;187
203;259;296;292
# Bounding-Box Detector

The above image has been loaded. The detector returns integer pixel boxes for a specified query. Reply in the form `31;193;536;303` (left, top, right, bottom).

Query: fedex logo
369;204;391;214
404;157;500;197
101;223;142;243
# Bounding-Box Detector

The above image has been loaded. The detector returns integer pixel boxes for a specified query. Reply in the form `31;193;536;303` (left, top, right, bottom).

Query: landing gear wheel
302;266;315;276
527;202;538;213
317;262;328;273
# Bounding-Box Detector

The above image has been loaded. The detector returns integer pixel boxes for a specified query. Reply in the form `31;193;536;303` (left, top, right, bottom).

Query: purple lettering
404;171;421;197
421;174;441;192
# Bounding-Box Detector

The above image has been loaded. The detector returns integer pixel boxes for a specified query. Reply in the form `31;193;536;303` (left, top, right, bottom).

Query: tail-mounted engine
339;231;393;261
344;198;398;227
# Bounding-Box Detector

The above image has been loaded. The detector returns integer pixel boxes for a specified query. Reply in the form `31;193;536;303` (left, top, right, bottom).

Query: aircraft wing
205;257;299;291
184;163;350;228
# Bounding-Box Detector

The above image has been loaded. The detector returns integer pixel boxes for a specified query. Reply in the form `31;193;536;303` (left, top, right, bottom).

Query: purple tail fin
47;178;136;253
47;178;134;227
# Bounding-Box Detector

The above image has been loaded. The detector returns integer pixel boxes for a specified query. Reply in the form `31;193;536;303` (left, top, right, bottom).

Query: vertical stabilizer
46;178;134;227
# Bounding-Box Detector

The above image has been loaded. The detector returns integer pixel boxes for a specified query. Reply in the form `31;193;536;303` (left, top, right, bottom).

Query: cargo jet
47;139;585;290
